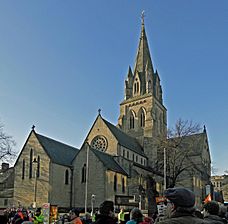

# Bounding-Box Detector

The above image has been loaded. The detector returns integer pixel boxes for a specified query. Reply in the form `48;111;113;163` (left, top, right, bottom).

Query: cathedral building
13;17;211;212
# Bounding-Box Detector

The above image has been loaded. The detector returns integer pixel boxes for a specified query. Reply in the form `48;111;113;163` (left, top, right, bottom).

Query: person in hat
203;201;225;224
69;208;83;224
157;187;207;224
126;208;143;224
94;200;116;224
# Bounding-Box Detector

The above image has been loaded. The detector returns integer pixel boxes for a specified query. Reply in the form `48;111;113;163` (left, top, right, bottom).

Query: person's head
69;208;80;220
164;187;195;208
35;208;42;216
130;208;143;222
219;205;227;218
203;201;220;216
120;207;124;212
21;208;28;218
99;200;114;217
164;187;195;216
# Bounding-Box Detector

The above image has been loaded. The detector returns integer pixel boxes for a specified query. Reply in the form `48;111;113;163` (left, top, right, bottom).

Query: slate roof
35;133;79;167
91;148;128;176
102;118;146;157
0;168;14;183
168;132;207;155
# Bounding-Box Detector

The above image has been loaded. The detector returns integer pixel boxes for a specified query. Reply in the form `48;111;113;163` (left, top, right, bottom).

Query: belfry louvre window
140;110;145;127
130;112;134;129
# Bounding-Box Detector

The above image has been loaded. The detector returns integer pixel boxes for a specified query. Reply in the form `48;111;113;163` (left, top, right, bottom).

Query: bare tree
157;118;202;188
0;121;16;163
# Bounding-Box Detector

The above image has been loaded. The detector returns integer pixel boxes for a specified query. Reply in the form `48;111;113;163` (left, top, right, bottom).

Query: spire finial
98;108;101;115
141;10;145;25
32;125;35;131
203;125;206;133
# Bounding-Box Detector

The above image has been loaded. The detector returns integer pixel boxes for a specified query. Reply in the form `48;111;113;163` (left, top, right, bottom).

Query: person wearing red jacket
69;208;83;224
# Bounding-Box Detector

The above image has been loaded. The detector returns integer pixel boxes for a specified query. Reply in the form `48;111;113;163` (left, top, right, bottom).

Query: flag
204;193;212;203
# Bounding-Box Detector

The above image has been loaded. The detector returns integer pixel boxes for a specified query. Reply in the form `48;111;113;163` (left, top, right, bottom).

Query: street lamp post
139;195;142;210
91;194;96;215
33;157;38;208
164;147;166;191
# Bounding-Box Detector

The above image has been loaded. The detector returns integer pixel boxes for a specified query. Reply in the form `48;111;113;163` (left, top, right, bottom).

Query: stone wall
13;132;50;208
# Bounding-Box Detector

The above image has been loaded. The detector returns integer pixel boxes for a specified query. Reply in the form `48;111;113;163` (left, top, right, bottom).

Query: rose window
91;135;108;152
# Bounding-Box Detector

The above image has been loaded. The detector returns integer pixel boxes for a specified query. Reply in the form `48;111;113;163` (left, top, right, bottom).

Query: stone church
13;17;211;212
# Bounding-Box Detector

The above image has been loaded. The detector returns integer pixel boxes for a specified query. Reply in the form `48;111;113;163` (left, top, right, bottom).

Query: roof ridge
36;133;78;150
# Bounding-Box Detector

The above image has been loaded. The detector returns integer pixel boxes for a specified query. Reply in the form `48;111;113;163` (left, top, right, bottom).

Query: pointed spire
127;66;133;78
133;11;154;75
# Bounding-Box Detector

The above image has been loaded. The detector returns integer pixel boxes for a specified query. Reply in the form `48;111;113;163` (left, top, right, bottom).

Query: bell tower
118;13;167;147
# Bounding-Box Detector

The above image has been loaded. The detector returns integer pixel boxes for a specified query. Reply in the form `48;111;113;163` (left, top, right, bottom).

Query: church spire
133;11;154;75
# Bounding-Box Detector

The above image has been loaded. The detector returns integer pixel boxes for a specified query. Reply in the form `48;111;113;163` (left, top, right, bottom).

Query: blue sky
0;1;227;174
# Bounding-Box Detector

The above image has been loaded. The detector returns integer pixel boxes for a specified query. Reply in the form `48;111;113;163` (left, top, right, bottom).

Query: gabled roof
168;132;209;156
102;118;146;157
91;148;128;176
35;133;79;167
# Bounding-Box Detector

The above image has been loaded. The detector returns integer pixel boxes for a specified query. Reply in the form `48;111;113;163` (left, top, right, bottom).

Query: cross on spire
98;108;101;115
32;125;35;131
141;10;145;25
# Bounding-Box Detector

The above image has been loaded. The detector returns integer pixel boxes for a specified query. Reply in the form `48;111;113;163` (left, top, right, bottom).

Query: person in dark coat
203;201;226;224
157;187;207;224
94;200;117;224
0;211;8;224
12;208;30;224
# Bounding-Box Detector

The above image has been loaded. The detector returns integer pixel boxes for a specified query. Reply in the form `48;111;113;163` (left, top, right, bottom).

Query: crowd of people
0;207;44;224
1;187;228;224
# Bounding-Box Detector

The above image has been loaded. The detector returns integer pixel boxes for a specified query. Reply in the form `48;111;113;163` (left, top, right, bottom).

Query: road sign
115;195;139;206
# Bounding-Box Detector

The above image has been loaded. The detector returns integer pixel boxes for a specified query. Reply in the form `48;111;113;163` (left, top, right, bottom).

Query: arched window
65;169;69;185
122;178;125;193
134;83;137;94
37;156;40;178
130;112;134;129
139;109;145;127
29;149;33;179
123;149;125;157
22;159;25;179
114;175;117;192
81;164;86;183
